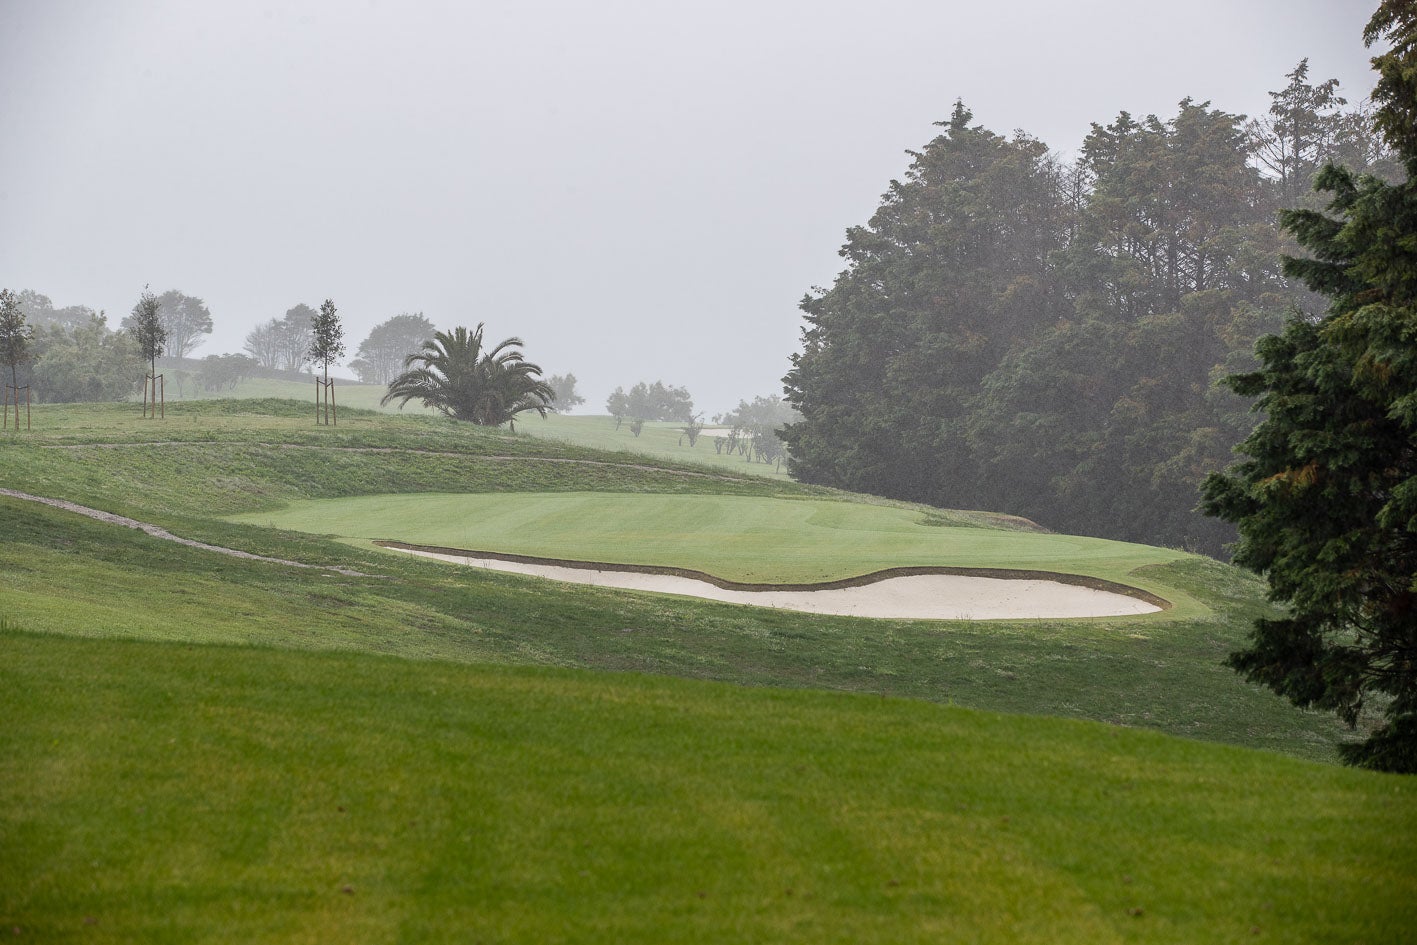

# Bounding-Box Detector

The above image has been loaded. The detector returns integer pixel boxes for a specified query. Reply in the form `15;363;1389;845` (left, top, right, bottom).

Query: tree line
782;61;1398;557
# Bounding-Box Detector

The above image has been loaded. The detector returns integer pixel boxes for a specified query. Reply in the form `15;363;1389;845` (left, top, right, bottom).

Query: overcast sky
0;0;1384;415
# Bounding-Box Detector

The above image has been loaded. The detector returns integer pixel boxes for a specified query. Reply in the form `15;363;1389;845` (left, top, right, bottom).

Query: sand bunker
382;543;1164;620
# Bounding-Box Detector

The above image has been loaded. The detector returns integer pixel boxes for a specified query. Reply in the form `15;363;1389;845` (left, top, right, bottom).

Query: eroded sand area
386;545;1164;620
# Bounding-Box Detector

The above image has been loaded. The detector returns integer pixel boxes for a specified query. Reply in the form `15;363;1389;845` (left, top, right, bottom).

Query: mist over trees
244;305;315;372
20;313;143;403
120;290;213;359
545;373;585;412
606;381;695;423
783;66;1393;556
349;313;435;384
13;290;101;333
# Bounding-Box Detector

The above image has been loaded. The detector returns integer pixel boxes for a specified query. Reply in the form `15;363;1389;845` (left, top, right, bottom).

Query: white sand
390;547;1161;620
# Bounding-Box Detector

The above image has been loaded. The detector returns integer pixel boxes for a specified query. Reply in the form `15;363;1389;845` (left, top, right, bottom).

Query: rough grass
169;374;792;479
3;630;1413;945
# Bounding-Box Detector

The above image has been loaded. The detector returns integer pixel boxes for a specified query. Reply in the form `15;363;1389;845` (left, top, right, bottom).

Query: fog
0;0;1379;415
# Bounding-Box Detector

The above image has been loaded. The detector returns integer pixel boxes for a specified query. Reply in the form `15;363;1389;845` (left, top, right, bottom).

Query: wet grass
3;630;1413;944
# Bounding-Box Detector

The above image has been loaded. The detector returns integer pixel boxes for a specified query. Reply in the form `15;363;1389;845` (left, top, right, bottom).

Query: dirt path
1;489;371;577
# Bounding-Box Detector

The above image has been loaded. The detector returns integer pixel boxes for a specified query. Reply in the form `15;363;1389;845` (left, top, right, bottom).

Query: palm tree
380;324;555;430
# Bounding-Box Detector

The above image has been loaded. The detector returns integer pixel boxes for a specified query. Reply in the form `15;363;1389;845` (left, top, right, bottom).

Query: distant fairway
231;491;1194;611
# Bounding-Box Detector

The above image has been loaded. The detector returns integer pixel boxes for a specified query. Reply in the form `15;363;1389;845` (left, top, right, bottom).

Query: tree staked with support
131;286;166;419
0;288;34;430
309;298;345;426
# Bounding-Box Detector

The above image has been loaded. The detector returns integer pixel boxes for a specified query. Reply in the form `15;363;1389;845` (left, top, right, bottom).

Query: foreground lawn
3;630;1412;944
230;491;1194;610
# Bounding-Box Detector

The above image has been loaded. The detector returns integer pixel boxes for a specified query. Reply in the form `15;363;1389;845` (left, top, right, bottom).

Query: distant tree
157;290;213;358
242;319;281;369
13;290;96;332
277;305;315;372
612;380;694;422
606;386;630;428
122;290;212;359
718;394;798;463
679;413;703;446
1249;59;1348;207
30;314;142;403
131;284;165;381
381;324;554;430
308;299;345;383
0;288;33;393
198;353;257;392
308;299;345;425
545;372;585;412
351;313;436;384
1202;0;1417;772
243;305;316;372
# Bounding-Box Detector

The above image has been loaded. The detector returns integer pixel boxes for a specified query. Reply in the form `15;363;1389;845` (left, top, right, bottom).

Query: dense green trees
783;68;1390;556
382;324;554;429
1201;1;1417;771
30;315;143;403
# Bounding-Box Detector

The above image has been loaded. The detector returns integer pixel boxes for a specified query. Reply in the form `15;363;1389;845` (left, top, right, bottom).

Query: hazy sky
0;0;1383;414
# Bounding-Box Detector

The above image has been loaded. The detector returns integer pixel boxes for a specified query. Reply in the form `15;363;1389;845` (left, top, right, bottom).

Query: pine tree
1201;1;1417;772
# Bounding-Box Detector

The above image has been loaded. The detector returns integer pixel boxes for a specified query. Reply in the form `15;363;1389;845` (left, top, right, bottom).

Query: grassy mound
166;373;791;478
4;630;1412;944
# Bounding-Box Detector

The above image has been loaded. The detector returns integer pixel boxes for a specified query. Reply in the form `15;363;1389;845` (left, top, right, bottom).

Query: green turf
5;398;1406;938
228;491;1194;609
4;629;1413;945
0;403;1356;760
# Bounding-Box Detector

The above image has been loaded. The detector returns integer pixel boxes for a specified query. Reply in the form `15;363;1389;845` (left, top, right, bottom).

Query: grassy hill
167;372;790;478
2;399;1411;940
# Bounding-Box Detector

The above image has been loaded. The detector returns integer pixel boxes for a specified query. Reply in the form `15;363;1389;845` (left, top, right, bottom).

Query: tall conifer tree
1201;0;1417;771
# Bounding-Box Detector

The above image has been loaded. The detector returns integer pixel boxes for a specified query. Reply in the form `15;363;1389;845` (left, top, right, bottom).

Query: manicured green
4;630;1413;945
229;491;1195;610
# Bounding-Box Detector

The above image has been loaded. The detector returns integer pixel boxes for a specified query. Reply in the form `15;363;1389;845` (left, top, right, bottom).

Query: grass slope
175;374;789;479
0;401;1353;759
4;630;1413;944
